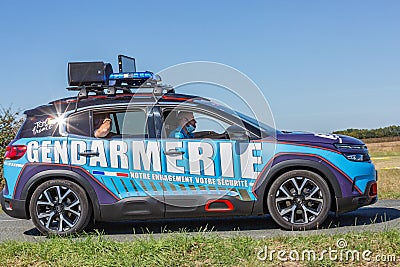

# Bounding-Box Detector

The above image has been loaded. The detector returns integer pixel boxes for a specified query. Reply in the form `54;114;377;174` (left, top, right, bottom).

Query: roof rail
67;83;175;98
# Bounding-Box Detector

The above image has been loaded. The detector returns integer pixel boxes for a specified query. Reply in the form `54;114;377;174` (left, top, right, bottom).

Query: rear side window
93;109;148;138
112;110;147;137
17;115;60;138
67;109;148;138
67;111;91;136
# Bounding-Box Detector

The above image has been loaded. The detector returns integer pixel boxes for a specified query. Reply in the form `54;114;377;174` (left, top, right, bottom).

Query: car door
156;105;262;217
66;106;165;219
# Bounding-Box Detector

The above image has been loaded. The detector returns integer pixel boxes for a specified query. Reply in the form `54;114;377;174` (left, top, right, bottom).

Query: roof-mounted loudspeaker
68;62;113;86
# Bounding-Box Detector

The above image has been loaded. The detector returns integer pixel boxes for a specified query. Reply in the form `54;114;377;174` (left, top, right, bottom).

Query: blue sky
0;1;399;133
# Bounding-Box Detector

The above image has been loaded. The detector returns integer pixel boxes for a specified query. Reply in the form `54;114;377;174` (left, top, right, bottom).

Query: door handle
78;151;100;157
164;149;185;156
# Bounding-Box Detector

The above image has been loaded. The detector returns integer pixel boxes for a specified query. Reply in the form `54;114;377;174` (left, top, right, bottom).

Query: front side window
162;108;234;140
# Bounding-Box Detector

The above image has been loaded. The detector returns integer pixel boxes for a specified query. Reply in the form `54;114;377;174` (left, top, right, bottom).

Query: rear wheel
29;179;92;236
267;170;331;230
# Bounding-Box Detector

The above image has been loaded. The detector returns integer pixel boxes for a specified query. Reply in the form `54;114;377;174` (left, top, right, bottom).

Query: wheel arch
20;170;100;221
253;159;342;215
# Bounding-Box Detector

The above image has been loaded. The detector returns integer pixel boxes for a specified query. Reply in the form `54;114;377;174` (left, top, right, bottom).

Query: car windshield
237;112;281;136
199;100;281;136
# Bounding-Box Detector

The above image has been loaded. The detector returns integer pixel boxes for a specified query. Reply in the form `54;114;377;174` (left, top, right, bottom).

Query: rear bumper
336;180;378;214
0;191;28;219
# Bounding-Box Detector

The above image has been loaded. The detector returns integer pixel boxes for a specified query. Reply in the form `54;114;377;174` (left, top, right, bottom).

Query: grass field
366;140;400;157
366;140;400;199
0;230;398;266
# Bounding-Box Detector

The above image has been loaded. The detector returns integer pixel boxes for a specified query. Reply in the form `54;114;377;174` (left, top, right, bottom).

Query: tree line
0;108;23;188
333;125;400;139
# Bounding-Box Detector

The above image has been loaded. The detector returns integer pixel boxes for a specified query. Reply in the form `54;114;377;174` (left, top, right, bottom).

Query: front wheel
29;179;92;236
267;170;331;230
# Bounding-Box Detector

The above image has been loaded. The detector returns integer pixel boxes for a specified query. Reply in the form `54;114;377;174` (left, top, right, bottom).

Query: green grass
376;169;400;199
366;141;400;158
365;141;400;199
370;151;400;157
0;230;399;266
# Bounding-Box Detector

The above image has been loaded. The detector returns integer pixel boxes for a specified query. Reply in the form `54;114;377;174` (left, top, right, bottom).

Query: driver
169;111;227;139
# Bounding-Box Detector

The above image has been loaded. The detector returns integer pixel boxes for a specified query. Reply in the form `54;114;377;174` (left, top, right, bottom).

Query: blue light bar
109;71;153;80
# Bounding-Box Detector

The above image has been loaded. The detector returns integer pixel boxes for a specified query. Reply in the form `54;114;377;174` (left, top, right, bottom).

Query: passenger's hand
103;118;111;130
95;118;112;138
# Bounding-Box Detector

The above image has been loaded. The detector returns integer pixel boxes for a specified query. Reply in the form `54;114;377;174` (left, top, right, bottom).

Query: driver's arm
194;131;228;139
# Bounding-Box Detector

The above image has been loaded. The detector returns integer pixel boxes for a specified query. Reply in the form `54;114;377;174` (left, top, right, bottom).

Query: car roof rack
66;81;175;98
66;57;175;110
67;81;175;111
67;58;175;99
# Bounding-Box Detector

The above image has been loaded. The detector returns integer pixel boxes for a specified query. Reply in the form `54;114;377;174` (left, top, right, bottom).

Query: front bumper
335;180;378;214
0;191;29;219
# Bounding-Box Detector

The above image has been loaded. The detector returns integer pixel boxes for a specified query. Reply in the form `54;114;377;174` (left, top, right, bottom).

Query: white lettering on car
71;140;86;165
314;133;343;143
41;140;52;163
165;141;185;174
32;119;53;135
89;140;108;167
54;140;68;164
27;141;39;162
24;140;263;179
188;142;215;176
110;140;128;169
240;143;262;179
132;141;161;172
219;142;234;177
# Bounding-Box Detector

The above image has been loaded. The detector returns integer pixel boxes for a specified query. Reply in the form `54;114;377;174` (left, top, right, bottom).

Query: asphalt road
0;200;399;242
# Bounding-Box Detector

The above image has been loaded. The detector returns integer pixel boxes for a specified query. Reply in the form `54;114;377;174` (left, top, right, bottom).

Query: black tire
29;179;92;236
267;170;331;230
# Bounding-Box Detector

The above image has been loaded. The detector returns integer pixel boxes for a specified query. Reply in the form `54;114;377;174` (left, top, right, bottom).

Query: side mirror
226;125;249;142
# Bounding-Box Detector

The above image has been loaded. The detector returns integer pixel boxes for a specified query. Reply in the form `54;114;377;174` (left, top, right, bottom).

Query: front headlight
334;143;367;150
334;143;371;162
342;153;370;162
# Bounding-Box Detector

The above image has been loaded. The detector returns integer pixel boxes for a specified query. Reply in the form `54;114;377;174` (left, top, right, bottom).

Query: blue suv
1;57;378;235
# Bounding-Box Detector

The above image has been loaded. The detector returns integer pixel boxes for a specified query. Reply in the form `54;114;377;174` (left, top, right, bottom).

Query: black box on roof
68;62;113;86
